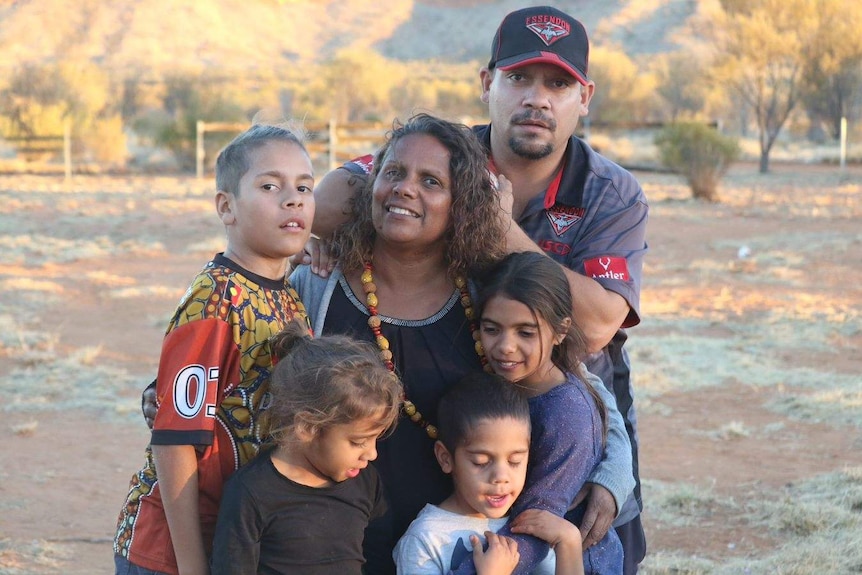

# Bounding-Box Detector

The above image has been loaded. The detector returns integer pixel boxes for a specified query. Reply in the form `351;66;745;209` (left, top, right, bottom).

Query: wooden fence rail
196;119;724;178
195;120;390;179
2;120;724;179
2;122;72;180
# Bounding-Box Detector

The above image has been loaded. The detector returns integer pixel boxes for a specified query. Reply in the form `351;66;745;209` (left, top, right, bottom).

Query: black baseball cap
488;6;590;85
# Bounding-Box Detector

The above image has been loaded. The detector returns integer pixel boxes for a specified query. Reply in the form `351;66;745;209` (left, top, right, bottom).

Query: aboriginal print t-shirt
113;253;309;574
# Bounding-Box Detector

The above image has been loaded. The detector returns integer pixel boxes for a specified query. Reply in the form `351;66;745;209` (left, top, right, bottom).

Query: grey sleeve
288;266;340;335
583;364;636;516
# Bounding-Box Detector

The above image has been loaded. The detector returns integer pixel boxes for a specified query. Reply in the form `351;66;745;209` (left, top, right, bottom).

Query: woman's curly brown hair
334;113;506;279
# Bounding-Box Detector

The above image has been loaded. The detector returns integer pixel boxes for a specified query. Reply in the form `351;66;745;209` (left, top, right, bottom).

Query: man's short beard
509;137;554;160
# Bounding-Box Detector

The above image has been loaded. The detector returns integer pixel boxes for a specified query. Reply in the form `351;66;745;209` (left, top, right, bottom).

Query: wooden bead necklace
361;261;487;439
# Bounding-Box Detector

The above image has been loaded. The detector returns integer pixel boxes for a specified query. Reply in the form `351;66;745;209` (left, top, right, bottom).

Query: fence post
840;116;847;172
328;119;337;171
196;120;205;179
63;120;72;184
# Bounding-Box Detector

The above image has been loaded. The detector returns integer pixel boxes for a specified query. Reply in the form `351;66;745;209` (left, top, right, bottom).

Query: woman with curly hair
334;113;506;280
290;113;508;572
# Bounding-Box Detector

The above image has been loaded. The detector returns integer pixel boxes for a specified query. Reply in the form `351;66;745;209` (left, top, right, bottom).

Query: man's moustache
511;112;556;130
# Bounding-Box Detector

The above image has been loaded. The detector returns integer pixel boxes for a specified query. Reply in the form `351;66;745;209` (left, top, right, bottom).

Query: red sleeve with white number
151;318;238;445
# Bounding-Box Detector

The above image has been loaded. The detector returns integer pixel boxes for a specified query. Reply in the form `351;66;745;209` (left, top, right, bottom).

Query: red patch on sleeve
584;257;630;281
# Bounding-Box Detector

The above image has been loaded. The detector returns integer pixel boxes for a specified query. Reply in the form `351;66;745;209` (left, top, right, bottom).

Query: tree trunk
759;149;770;173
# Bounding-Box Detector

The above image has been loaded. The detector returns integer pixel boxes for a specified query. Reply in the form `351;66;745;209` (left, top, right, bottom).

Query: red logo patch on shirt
584;257;630;281
546;206;584;236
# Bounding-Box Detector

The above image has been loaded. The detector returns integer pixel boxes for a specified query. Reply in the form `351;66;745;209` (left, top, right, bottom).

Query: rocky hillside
0;0;700;76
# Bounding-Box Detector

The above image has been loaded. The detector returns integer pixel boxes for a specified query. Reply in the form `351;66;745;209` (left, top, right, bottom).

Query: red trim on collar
544;159;566;209
487;157;566;210
488;157;499;175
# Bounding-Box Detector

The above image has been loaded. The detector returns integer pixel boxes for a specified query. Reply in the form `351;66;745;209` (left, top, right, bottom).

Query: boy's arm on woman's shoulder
312;166;368;237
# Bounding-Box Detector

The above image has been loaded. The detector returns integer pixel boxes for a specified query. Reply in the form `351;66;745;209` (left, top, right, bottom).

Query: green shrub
655;122;740;202
155;75;246;171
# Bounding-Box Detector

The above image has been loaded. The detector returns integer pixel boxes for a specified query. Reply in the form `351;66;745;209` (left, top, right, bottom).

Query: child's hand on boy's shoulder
510;508;579;549
510;510;583;575
471;531;519;575
142;380;157;429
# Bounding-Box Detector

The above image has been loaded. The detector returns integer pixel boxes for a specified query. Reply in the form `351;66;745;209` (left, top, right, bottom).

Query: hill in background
0;0;700;77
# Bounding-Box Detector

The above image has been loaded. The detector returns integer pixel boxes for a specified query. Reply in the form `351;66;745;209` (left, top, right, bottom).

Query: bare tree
801;0;862;140
706;0;817;173
653;52;709;122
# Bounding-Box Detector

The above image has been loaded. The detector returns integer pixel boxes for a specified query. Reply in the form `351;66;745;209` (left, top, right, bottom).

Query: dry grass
642;468;862;574
631;162;862;572
642;480;737;528
0;539;69;575
0;338;139;417
0;175;216;427
10;420;38;437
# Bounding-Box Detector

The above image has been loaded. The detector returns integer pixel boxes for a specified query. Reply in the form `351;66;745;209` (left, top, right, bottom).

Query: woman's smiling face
371;133;453;249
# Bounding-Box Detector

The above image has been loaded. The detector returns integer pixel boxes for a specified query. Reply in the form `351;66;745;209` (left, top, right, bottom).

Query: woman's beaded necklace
361;261;487;439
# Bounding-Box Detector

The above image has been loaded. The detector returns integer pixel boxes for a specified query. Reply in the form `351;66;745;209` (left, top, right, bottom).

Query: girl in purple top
467;251;624;575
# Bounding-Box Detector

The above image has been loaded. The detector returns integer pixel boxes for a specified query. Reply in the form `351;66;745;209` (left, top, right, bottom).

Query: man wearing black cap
254;5;645;574
475;7;648;573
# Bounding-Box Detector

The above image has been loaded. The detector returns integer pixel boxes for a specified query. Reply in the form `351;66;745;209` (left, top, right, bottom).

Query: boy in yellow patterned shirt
114;123;314;575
